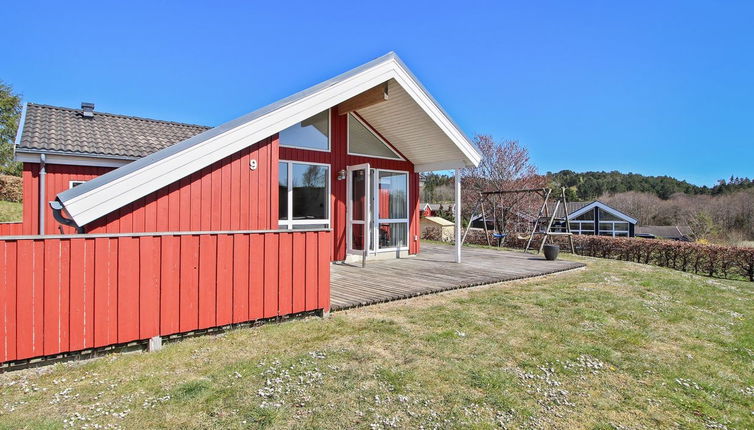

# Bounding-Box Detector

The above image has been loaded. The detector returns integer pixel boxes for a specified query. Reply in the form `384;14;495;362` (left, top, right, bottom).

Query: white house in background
557;201;638;237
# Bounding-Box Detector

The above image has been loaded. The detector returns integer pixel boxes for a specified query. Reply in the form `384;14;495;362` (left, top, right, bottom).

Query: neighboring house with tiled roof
10;102;211;235
15;103;210;163
635;225;694;241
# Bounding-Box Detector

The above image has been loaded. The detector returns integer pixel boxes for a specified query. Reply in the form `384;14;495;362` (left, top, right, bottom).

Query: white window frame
278;109;331;153
278;160;331;230
69;180;87;189
346;163;371;257
569;220;595;235
598;220;630;237
372;168;410;252
347;113;404;161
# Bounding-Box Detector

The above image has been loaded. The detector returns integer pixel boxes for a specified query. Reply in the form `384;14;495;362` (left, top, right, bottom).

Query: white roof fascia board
569;201;638;224
15;152;132;168
57;53;481;227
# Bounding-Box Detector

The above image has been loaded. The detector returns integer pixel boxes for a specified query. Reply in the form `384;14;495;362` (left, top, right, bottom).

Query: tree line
549;170;754;201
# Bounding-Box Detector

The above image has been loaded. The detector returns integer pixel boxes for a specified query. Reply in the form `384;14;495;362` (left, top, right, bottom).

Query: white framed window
373;169;409;251
597;209;630;237
598;221;630;237
278;160;330;230
569;211;594;235
69;180;87;189
347;114;403;160
278;110;330;152
569;221;595;235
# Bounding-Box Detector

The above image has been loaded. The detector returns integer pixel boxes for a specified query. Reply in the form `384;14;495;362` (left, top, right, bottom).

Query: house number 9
249;159;257;170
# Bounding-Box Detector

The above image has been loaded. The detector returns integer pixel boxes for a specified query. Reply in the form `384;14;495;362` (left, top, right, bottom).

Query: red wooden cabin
1;52;481;365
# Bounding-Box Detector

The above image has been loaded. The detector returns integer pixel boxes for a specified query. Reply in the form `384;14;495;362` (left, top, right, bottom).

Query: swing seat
492;232;506;247
517;234;531;240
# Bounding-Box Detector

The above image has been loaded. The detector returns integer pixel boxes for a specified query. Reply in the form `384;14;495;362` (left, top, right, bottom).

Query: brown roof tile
16;103;211;159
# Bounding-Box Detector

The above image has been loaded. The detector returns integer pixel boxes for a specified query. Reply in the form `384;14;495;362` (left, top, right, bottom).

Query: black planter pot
543;244;560;261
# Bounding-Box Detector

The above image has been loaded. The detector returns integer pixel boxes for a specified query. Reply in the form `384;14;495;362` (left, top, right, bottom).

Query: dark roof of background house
635;225;694;239
553;201;591;218
16;103;211;159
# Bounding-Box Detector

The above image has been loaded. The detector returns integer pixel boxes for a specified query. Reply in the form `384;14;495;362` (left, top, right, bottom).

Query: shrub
462;229;754;282
0;174;22;202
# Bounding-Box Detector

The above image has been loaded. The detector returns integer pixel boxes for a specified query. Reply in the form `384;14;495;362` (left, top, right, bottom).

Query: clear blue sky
5;1;753;185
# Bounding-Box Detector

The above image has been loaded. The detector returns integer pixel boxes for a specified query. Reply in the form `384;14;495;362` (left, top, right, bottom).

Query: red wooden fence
0;223;22;236
0;229;330;364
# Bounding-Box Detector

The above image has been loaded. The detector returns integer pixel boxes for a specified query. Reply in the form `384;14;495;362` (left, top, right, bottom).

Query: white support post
454;168;462;263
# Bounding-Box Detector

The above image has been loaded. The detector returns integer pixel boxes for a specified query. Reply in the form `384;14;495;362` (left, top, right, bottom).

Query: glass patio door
346;163;371;263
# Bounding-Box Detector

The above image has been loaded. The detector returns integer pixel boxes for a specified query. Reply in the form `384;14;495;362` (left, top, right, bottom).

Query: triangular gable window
348;114;402;160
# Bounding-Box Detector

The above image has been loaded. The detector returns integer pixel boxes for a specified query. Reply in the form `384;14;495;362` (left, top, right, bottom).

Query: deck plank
330;244;584;311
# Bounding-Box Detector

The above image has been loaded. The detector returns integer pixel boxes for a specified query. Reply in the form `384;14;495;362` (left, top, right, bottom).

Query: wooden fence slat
305;232;318;311
0;242;6;361
69;239;86;351
179;235;200;332
216;235;233;326
94;238;116;347
278;233;292;316
32;241;45;356
317;231;330;312
292;232;306;313
43;239;61;355
198;235;217;329
232;234;249;323
7;241;17;361
249;233;264;320
160;235;180;336
16;241;34;359
83;239;95;349
107;238;119;344
59;240;71;354
263;233;278;318
139;236;160;339
117;236;140;343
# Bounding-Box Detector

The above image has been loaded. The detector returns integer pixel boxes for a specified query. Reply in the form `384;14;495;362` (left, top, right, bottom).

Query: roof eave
58;52;481;227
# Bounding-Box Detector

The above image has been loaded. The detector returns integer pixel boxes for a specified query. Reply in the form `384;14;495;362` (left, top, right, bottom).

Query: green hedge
461;230;754;282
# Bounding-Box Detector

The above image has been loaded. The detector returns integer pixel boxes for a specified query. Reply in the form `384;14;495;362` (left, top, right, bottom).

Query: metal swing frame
461;187;575;254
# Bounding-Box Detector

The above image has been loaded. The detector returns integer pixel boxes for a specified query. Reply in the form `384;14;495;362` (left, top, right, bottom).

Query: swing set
461;187;575;254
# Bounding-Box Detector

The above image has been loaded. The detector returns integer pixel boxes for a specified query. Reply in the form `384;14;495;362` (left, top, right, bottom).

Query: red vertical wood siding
0;230;330;364
84;137;279;234
279;108;421;260
3;163;114;236
9;109;421;262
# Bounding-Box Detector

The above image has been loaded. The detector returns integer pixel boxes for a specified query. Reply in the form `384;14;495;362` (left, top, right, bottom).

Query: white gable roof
569;201;638;224
56;52;482;227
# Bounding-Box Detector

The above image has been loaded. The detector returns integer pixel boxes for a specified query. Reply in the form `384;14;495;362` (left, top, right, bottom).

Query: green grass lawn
0;200;22;223
1;252;752;429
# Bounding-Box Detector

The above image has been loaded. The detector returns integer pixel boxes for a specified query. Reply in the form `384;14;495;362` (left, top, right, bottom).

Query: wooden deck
331;243;585;311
